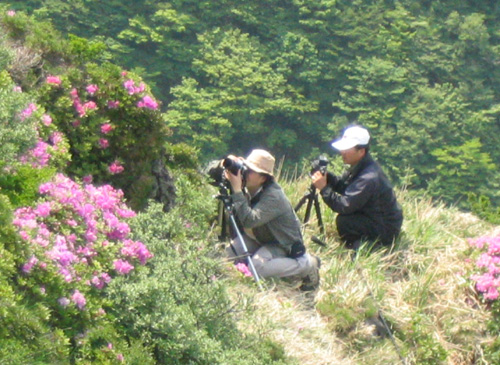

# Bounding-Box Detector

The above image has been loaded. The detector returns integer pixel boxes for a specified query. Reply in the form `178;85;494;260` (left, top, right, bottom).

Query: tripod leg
304;194;314;224
228;214;263;290
313;193;325;235
294;194;309;213
218;200;227;241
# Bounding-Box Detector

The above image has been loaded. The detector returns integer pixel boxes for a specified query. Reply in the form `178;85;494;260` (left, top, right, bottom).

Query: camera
310;155;329;175
206;160;225;186
222;157;247;176
205;157;248;187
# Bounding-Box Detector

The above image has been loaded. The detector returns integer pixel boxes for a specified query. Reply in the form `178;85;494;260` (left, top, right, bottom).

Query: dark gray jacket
232;181;303;252
320;153;403;239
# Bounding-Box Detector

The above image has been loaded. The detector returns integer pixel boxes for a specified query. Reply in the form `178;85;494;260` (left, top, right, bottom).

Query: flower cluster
46;75;62;85
123;79;145;95
469;235;500;300
137;95;159;110
20;131;68;168
235;262;253;277
13;174;153;310
70;87;97;117
20;103;37;121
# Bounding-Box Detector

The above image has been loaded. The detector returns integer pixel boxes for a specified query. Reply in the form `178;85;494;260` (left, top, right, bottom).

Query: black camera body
310;155;329;175
206;157;248;187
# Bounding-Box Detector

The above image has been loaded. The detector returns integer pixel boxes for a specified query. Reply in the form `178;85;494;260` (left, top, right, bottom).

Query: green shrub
0;70;38;167
0;165;56;208
105;193;287;364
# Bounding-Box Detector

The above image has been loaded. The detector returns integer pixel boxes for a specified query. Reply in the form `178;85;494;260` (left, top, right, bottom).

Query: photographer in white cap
225;149;320;290
311;125;403;253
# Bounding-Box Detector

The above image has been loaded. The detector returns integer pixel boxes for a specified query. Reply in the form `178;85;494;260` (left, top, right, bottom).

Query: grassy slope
223;175;496;364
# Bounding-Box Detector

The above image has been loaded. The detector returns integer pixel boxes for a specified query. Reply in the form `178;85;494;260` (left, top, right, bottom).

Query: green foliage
429;138;496;207
0;70;38;166
468;193;500;225
0;165;56;208
0;194;70;363
405;312;448;363
105;177;287;363
68;34;107;63
166;27;317;160
11;0;500;207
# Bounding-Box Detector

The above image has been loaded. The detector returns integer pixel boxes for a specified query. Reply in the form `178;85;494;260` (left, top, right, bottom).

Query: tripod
294;183;326;245
215;182;263;289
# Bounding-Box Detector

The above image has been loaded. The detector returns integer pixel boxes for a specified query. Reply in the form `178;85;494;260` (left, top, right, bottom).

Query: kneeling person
225;149;320;290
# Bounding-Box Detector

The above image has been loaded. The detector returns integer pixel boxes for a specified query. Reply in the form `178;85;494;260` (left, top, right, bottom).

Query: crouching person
224;149;320;291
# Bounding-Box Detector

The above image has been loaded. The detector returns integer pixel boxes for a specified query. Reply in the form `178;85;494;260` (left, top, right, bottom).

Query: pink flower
71;289;86;309
82;175;93;184
99;138;109;148
50;131;64;145
42;114;52;126
70;88;79;100
86;84;99;95
34;202;52;217
114;259;134;275
20;103;37;121
83;101;97;111
123;79;145;95
91;275;106;289
107;100;120;109
235;262;253;277
109;161;124;175
7;10;16;16
22;255;39;273
121;240;153;264
58;297;70;307
13;85;22;92
101;123;113;134
484;286;499;300
46;76;61;85
137;95;158;110
117;354;124;362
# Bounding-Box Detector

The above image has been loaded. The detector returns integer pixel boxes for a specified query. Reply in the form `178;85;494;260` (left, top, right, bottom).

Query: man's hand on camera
311;170;327;191
224;168;243;193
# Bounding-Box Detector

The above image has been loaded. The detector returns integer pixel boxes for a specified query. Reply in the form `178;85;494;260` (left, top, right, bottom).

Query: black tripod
294;183;326;246
215;182;262;289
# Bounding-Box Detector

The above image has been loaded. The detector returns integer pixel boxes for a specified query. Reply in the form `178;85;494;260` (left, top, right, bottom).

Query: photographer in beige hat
224;149;320;290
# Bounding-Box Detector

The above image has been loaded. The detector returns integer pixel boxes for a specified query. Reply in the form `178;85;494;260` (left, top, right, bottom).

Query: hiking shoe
300;255;321;291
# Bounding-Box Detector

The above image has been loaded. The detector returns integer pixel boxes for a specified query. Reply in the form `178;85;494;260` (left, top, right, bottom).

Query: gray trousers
227;234;311;279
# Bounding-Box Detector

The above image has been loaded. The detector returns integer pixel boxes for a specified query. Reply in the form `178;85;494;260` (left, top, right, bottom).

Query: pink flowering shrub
13;173;152;317
469;235;500;301
37;63;168;210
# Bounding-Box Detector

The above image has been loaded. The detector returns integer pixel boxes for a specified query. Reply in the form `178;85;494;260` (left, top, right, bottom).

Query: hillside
0;5;499;364
224;176;497;364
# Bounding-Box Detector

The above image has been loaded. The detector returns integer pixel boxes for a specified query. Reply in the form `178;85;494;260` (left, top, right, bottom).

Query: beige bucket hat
244;149;275;176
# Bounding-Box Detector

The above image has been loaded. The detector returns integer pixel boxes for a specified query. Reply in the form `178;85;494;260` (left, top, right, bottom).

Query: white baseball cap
331;126;370;151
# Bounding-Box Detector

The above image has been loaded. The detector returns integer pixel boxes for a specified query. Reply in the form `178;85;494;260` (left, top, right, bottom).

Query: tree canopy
6;0;500;207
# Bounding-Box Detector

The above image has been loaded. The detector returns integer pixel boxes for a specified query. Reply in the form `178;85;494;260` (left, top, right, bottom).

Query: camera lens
223;158;244;175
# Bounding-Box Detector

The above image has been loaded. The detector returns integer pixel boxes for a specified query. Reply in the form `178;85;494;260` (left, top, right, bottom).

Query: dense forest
1;2;500;364
6;0;500;211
